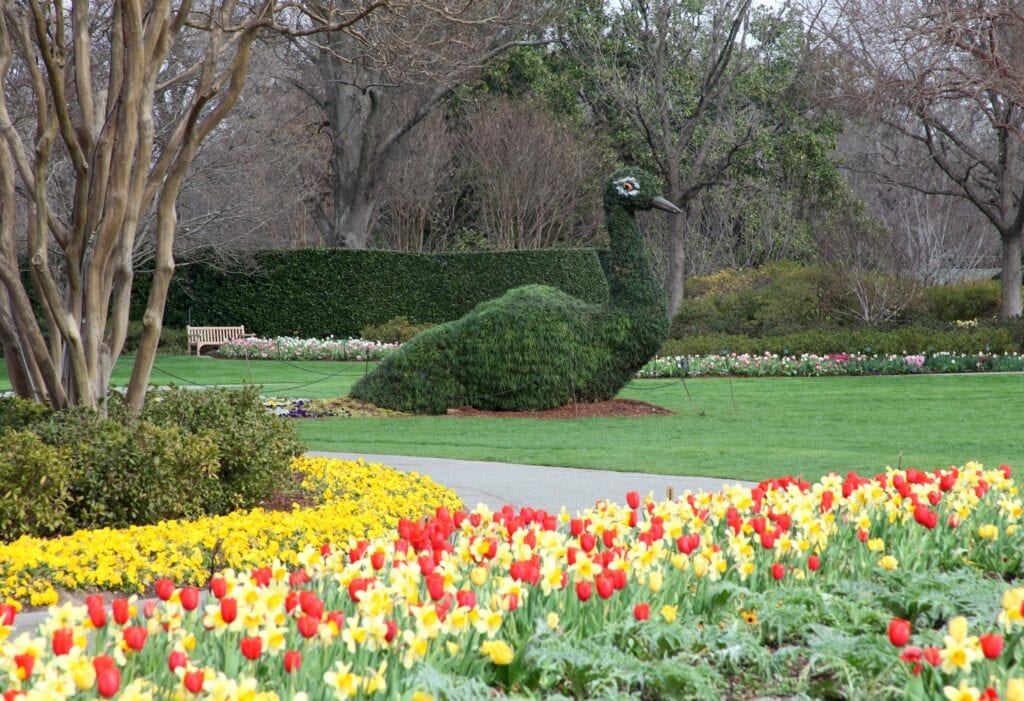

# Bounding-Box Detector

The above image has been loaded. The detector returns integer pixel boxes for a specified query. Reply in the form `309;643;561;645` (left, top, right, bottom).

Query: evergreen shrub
135;387;304;514
0;396;53;432
0;430;73;540
31;409;220;530
360;316;436;344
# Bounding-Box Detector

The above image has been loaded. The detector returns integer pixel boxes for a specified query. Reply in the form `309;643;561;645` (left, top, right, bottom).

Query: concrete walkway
310;451;755;514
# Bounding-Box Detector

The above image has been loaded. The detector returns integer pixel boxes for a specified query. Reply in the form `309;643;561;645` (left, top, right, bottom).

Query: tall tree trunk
999;233;1022;319
666;207;687;318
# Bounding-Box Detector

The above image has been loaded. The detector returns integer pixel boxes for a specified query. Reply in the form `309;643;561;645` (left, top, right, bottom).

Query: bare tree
285;0;561;249
808;0;1024;318
840;125;997;285
0;0;441;413
456;97;610;250
369;109;455;251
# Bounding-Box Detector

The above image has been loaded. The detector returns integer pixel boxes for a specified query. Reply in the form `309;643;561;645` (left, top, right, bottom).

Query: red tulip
979;633;1004;659
807;555;821;572
579;533;596;552
596;575;614;599
575;581;592;602
456;590;477;609
168;650;188;672
155;578;175;601
240;636;262;660
0;604;16;625
87;599;107;628
184;669;205;693
179;586;200;611
771;563;785;581
888;618;911;647
209;576;228;599
296;615;320;638
426;572;446;601
96;667;121;698
123;626;148;652
633;603;651;621
299;591;324;619
384;619;398;643
570;518;585;536
251;567;272;587
111;598;131;625
370;551;386;570
92;655;116;672
283;650;302;673
13;653;33;679
143;600;158;619
923;646;941;666
327;610;346;632
220;597;238;624
602;529;617;549
760;532;775;550
51;628;73;655
626;491;640;509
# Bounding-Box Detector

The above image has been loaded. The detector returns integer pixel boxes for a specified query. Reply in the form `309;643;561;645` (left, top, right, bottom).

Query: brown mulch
445;398;673;419
256;472;318;512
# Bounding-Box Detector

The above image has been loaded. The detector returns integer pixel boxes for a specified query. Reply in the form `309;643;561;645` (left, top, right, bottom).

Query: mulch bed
445;398;673;419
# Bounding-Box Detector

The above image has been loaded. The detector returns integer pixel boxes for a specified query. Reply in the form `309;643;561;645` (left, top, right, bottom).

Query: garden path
310;451;756;514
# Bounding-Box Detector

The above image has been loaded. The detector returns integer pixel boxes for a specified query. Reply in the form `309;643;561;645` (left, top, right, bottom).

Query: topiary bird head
604;167;683;214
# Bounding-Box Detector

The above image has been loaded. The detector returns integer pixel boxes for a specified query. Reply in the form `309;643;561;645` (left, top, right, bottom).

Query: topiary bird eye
614;177;640;197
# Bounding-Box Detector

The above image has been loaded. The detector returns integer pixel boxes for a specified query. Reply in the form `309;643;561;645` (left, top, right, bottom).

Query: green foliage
360;316;436;344
0;395;53;432
136;387;304;514
673;263;825;336
122;321;189;355
31;408;220;530
0;430;73;540
351;169;669;414
915;280;1002;322
135;248;608;339
661;323;1024;356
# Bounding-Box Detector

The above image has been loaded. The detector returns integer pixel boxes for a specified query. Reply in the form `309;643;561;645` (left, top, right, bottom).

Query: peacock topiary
349;167;681;414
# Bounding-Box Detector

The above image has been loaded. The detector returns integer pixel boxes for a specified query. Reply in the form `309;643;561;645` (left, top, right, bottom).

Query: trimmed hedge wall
136;249;609;338
660;322;1024;357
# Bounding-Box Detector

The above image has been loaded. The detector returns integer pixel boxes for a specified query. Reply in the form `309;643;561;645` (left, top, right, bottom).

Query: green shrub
32;408;220;529
122;321;189;355
360;316;436;344
660;323;1023;356
0;396;53;432
916;280;1002;322
0;430;73;540
137;387;303;513
672;263;826;337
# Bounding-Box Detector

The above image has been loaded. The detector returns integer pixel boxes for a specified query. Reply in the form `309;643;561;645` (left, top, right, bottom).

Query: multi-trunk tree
0;0;486;413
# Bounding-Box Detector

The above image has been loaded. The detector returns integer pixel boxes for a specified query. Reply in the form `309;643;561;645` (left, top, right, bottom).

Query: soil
445;398;673;419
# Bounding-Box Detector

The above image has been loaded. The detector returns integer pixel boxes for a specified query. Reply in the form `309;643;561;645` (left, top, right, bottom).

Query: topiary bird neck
604;203;666;317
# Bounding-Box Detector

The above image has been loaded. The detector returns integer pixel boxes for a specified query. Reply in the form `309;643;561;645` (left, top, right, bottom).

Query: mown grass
5;355;1022;483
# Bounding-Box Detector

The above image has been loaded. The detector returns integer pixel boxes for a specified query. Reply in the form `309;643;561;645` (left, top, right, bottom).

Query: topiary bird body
350;168;681;414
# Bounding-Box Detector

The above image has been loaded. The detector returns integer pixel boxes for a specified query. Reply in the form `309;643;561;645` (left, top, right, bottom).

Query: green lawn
5;355;1021;483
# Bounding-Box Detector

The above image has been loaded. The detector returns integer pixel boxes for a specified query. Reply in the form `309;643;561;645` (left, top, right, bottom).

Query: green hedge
660;322;1024;356
135;249;609;338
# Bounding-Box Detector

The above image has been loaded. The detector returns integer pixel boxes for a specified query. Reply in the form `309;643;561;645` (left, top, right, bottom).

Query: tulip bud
168;650;188;672
979;633;1003;659
283;650;302;673
575;581;592;602
184;669;205;693
179;586;200;611
633;603;651;621
51;628;73;656
240;636;262;660
96;667;120;698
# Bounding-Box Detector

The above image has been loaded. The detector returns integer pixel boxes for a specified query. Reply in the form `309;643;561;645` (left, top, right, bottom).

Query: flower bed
0;457;459;609
217;337;398;361
639;351;1024;377
214;336;1024;378
1;462;1021;699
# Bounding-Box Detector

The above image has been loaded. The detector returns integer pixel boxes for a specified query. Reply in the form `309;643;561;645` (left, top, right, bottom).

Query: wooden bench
187;325;253;356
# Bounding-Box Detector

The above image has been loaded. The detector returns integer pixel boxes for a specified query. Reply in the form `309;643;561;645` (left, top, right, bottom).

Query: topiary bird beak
651;196;683;214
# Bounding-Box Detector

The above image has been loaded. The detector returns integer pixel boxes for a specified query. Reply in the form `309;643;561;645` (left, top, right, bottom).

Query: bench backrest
187;326;246;343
